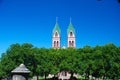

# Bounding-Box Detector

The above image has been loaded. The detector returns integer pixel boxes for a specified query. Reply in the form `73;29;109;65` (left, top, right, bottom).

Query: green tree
35;48;52;80
82;46;94;80
49;48;60;77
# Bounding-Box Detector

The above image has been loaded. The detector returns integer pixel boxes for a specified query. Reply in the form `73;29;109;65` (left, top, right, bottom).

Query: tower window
70;32;73;37
72;41;74;47
55;32;58;37
69;41;74;47
57;41;59;47
69;41;71;47
54;41;56;47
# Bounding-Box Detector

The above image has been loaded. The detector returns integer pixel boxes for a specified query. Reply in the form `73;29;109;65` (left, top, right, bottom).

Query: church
52;19;76;48
51;19;77;80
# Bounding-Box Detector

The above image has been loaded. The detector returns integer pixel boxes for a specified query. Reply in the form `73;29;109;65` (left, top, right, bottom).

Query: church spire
70;17;72;24
56;17;58;23
53;17;61;36
67;17;76;48
52;17;61;48
67;17;75;35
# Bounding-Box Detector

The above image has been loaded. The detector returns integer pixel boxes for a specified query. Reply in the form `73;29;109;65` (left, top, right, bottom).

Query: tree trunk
87;72;89;80
87;74;89;80
37;75;39;80
45;73;47;80
70;72;74;79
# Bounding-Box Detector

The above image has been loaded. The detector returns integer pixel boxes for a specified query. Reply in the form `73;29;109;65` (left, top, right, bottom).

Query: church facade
52;19;76;48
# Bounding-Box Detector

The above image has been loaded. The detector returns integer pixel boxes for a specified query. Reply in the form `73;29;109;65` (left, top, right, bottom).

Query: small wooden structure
11;64;30;80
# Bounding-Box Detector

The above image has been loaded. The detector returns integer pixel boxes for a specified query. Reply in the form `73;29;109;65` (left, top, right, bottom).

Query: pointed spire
56;17;58;23
67;17;75;35
70;17;72;24
53;17;61;36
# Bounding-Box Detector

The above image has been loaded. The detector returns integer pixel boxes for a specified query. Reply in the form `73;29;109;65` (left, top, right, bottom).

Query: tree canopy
0;43;120;80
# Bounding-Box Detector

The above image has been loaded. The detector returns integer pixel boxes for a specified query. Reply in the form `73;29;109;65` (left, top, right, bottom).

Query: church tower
52;19;61;48
67;19;76;48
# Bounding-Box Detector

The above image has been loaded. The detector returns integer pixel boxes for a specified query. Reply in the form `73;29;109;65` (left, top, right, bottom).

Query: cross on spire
56;17;58;23
70;17;72;24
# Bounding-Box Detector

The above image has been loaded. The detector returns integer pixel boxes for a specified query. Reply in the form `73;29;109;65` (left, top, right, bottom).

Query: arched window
57;41;59;47
72;41;74;47
55;32;58;37
54;41;56;47
70;32;73;37
69;41;71;47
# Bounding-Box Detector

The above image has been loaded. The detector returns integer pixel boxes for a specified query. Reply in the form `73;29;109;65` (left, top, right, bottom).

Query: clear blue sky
0;0;120;55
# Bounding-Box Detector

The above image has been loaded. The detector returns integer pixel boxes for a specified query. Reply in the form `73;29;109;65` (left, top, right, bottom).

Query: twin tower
52;19;76;48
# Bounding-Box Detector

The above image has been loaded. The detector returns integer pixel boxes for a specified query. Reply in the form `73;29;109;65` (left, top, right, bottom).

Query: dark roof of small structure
11;64;30;73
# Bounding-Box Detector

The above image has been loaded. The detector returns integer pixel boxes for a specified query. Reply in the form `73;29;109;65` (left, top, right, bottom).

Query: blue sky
0;0;120;55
